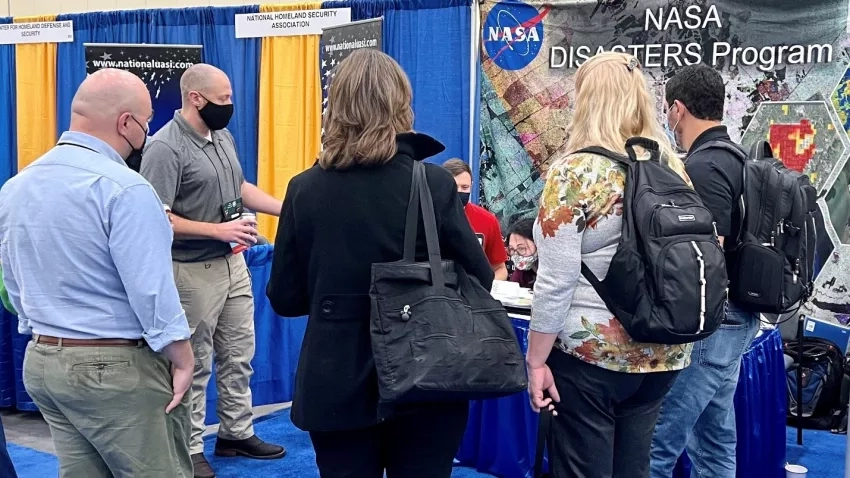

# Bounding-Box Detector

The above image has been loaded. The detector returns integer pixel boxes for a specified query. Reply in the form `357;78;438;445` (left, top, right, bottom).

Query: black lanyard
200;136;241;204
57;142;100;155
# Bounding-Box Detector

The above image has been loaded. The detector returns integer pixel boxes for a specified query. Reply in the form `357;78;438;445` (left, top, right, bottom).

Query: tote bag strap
403;161;422;261
534;403;553;477
401;161;445;286
415;161;445;287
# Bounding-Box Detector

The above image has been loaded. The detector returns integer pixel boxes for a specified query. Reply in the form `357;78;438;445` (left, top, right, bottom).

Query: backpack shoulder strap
749;140;774;161
689;139;748;163
573;147;631;167
565;147;620;303
688;138;749;245
580;262;608;305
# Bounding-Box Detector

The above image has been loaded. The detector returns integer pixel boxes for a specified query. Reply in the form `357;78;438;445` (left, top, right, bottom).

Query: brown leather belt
34;335;144;347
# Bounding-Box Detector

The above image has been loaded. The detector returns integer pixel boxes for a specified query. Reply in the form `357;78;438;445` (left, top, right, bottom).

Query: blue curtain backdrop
0;17;17;186
322;0;475;168
55;10;152;136
54;7;261;184
0;17;23;411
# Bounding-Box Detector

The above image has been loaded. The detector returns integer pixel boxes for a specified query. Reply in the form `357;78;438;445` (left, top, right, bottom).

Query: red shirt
464;203;508;267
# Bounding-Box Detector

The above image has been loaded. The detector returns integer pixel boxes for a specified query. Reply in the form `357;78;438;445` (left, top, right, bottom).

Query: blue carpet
786;426;846;477
203;408;492;478
11;417;845;477
6;408;491;477
5;443;57;477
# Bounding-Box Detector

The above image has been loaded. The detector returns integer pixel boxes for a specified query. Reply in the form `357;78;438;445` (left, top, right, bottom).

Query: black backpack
785;337;845;430
691;140;817;314
576;138;728;345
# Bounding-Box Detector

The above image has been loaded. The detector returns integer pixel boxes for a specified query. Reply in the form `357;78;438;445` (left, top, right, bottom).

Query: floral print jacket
530;152;692;373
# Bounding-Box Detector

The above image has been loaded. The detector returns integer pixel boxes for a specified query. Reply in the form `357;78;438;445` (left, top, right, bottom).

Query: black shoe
214;435;286;460
191;453;216;478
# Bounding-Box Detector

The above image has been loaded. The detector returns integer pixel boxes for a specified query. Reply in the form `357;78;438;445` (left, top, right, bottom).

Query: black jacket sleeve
267;179;309;317
436;174;495;290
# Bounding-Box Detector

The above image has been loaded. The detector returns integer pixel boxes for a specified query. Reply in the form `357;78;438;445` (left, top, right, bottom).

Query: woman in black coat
266;49;494;478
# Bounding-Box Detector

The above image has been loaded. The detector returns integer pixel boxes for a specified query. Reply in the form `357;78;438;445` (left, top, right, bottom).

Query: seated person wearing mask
506;217;537;288
443;159;508;280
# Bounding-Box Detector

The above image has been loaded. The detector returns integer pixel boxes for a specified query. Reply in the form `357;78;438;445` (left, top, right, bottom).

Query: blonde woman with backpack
526;52;696;478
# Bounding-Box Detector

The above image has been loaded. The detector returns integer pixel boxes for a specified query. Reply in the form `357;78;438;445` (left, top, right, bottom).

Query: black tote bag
369;161;528;407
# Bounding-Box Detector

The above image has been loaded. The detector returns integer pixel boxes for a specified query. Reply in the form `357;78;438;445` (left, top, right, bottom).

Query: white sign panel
235;9;351;38
0;21;74;45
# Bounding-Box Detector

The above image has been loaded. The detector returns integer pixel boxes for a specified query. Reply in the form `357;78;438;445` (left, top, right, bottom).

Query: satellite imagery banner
85;43;202;134
479;0;850;322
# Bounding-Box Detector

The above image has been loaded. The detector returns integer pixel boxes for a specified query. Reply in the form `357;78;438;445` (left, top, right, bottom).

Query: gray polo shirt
141;111;244;263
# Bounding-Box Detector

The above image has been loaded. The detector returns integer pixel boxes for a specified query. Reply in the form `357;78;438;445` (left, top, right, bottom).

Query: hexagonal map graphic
830;64;850;136
740;101;849;194
812;196;838;278
804;245;850;322
822;156;850;246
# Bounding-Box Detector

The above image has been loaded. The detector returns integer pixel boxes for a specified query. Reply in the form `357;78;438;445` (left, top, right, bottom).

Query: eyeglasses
508;245;533;257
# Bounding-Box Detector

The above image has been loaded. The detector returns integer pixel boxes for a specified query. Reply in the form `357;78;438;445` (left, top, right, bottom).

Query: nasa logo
483;1;550;71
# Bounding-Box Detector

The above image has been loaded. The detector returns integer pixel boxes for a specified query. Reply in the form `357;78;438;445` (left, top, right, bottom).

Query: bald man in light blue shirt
0;69;194;478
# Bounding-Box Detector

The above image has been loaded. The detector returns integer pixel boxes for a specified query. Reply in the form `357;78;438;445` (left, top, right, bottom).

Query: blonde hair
319;49;415;170
563;52;687;179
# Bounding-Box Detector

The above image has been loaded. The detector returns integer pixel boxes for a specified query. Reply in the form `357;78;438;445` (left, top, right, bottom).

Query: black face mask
458;192;471;206
198;96;234;131
122;117;148;172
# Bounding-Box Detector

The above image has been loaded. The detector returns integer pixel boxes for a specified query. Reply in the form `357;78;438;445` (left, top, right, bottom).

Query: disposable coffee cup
229;212;258;254
241;212;257;228
163;205;173;226
785;463;807;478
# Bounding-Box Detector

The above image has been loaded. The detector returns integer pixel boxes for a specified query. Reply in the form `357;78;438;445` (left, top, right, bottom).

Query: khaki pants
23;340;192;478
173;253;255;455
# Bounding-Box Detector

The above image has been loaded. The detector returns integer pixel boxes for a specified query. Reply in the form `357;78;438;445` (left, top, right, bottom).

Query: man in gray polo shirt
141;64;285;478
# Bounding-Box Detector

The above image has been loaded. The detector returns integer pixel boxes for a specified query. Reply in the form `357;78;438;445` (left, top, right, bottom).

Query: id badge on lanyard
222;198;244;221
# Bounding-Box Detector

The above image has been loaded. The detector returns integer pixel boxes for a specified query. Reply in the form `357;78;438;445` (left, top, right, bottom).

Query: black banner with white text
85;43;202;135
320;18;383;121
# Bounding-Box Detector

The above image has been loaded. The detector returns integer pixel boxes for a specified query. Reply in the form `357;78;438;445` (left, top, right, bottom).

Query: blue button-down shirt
0;131;190;352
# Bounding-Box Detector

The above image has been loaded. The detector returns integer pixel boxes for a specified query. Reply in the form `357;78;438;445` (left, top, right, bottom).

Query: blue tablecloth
456;326;788;478
0;307;30;411
456;318;542;475
0;245;307;427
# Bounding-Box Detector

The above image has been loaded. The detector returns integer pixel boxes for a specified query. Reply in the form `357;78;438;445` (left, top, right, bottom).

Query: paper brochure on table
491;280;532;309
491;280;519;297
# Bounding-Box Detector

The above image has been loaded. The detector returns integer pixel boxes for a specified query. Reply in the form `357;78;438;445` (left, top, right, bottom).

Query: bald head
69;68;152;161
180;64;231;103
71;69;150;124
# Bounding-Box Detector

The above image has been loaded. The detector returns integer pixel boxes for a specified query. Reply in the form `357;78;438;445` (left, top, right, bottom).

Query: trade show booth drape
255;2;323;242
322;0;475;170
55;10;151;137
0;18;17;185
54;7;261;185
0;18;18;409
15;15;57;172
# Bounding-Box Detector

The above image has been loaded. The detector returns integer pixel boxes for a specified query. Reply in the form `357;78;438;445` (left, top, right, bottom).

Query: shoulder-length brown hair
319;49;414;170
